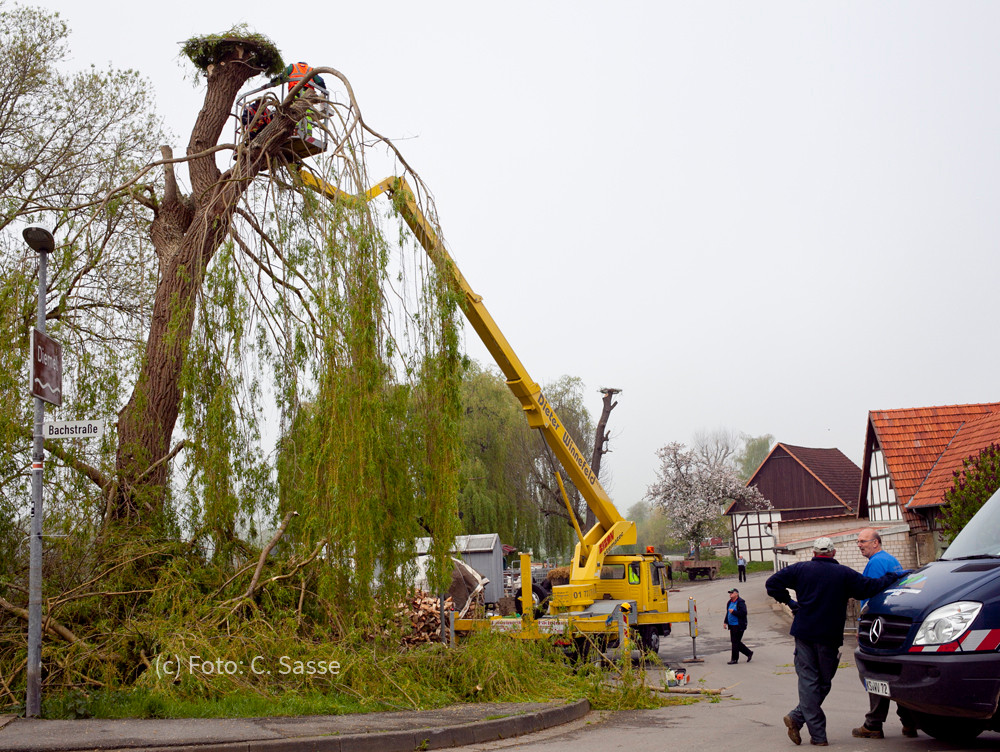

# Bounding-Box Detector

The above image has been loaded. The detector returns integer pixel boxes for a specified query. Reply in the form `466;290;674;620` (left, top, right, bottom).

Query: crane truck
236;71;696;652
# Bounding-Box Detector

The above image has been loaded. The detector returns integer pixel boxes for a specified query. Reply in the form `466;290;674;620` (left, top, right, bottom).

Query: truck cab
855;487;1000;742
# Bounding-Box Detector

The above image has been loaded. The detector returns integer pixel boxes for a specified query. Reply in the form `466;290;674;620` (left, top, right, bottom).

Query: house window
867;448;901;521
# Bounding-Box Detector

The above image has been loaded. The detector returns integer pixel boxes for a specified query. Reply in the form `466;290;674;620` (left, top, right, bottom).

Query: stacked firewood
397;591;453;645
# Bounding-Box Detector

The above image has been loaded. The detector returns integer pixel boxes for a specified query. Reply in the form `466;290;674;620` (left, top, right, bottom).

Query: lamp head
23;226;54;253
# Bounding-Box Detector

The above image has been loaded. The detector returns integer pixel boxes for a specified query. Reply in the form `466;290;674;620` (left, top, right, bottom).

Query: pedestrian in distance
852;528;918;740
765;537;907;747
737;553;748;582
723;588;753;664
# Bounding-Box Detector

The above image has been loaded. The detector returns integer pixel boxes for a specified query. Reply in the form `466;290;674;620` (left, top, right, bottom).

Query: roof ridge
871;401;1000;418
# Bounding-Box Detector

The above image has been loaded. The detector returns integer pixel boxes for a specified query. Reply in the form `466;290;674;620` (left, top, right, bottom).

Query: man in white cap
765;537;906;747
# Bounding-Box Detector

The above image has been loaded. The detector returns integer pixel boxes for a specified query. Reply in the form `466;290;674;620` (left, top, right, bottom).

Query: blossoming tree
646;441;770;559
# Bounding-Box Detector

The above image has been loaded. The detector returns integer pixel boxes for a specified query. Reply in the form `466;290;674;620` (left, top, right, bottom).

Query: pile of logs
397;591;453;645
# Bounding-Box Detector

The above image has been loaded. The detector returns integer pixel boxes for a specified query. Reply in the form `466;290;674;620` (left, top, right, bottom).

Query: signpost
23;226;54;718
23;227;105;716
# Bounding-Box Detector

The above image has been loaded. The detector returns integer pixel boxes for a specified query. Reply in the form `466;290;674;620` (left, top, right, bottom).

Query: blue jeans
787;638;840;744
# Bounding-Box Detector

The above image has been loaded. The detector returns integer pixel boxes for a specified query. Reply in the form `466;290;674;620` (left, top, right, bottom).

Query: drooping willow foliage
172;63;465;609
0;16;467;702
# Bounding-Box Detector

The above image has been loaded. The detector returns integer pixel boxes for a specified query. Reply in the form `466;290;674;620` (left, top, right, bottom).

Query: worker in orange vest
270;62;327;94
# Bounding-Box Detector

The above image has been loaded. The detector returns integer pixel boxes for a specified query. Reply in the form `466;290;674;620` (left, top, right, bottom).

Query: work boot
747;650;754;662
810;741;828;747
901;726;918;738
784;715;802;745
852;725;884;739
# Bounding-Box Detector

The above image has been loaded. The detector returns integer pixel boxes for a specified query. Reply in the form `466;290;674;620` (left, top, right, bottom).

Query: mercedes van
856;487;1000;742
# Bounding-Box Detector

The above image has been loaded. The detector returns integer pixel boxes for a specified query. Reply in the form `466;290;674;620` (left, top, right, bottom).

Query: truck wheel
533;582;550;604
708;569;715;580
514;583;549;617
636;626;660;654
688;572;696;581
912;712;985;742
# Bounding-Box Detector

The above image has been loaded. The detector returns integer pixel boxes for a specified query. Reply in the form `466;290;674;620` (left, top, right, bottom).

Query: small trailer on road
679;559;721;581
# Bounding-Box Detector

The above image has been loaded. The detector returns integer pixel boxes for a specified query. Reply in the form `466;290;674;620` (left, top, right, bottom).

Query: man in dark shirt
766;537;905;747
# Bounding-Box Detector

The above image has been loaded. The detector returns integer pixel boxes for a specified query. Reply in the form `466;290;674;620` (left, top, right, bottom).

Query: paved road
453;571;1000;752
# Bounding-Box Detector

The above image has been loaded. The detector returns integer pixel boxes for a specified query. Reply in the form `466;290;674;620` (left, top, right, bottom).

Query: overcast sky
27;1;1000;511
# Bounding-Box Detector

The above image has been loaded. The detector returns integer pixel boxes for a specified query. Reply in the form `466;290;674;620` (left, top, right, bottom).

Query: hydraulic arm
296;169;636;588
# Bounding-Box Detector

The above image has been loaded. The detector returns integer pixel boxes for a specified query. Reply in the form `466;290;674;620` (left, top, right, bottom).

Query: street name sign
43;420;105;440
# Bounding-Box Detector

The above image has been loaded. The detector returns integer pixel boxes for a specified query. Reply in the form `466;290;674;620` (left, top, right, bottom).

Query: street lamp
23;224;54;718
23;226;54;254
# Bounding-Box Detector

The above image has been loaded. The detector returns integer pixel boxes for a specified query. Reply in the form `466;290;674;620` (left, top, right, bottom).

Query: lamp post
23;225;54;718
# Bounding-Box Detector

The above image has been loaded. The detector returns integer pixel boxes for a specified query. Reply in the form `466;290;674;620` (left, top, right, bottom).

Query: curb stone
0;700;590;752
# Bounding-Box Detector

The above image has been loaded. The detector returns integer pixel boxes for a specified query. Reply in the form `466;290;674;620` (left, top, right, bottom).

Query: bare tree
691;428;741;471
585;387;620;529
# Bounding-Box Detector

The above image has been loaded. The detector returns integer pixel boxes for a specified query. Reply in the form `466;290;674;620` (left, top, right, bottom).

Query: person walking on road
765;537;906;747
852;529;917;740
723;588;753;664
737;554;747;582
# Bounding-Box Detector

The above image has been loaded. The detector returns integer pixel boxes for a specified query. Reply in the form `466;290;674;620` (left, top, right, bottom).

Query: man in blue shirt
852;529;917;740
766;537;905;746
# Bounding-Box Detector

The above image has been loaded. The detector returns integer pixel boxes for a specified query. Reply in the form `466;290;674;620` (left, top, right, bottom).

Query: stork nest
182;27;284;78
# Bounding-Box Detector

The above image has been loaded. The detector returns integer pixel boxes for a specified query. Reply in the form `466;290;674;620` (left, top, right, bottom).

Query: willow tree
458;365;596;560
117;31;463;589
1;16;462;625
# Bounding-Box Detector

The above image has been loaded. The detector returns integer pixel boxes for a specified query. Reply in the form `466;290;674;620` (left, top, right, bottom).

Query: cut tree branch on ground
218;511;299;609
0;594;118;661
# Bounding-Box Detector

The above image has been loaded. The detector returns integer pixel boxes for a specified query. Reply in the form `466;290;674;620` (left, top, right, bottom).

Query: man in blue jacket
766;537;906;747
852;529;917;739
723;588;753;664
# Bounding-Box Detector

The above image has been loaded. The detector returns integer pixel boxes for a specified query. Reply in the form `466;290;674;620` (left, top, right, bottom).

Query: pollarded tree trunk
585;387;619;530
112;39;300;522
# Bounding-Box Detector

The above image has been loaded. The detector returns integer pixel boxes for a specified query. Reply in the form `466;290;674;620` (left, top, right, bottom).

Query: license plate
865;679;890;697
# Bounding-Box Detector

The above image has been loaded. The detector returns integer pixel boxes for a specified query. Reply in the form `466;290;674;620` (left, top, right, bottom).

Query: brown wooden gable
730;442;860;522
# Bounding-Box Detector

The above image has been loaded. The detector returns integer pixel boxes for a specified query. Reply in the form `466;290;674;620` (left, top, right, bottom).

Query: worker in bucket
270;61;328;95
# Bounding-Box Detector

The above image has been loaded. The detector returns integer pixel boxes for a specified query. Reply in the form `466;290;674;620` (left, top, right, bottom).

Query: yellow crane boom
296;169;636;587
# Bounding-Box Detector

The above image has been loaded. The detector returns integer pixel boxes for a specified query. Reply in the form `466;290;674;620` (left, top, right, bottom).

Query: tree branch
242;510;298;601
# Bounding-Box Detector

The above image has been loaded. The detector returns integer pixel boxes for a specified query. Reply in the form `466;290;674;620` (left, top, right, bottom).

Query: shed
416;534;504;604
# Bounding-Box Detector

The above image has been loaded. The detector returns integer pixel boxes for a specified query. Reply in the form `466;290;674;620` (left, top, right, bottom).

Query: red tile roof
869;402;1000;506
908;411;1000;508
